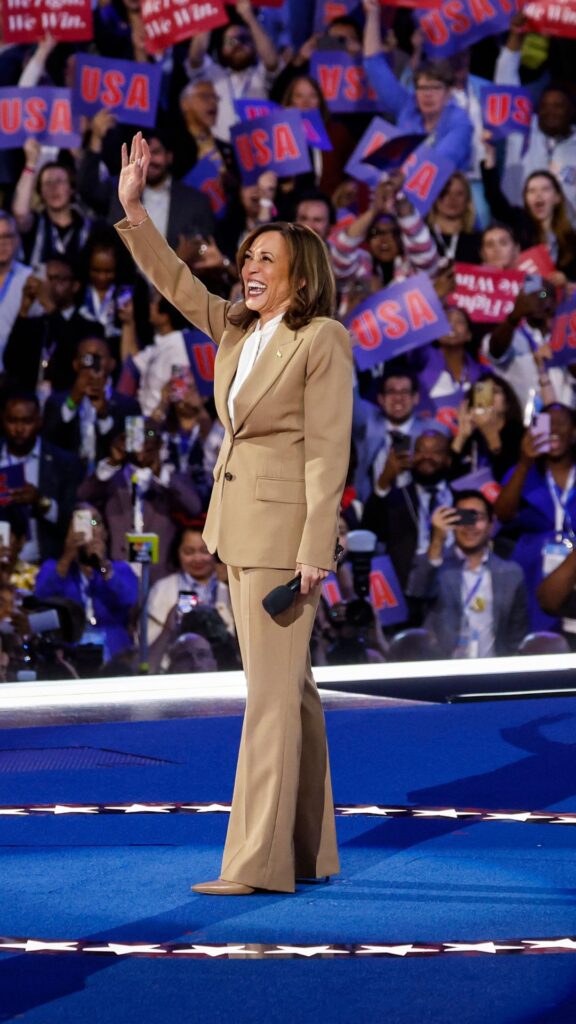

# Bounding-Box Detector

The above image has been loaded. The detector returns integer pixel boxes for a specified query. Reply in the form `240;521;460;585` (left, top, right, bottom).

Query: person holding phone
451;373;524;482
115;132;352;896
34;505;138;662
409;490;528;657
494;403;576;630
483;276;572;413
146;527;235;645
43;336;140;469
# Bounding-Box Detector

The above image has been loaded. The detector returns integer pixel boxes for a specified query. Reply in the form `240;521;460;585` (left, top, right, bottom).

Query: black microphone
262;574;301;617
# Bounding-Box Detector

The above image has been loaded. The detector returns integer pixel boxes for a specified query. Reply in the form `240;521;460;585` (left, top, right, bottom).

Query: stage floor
1;667;576;1022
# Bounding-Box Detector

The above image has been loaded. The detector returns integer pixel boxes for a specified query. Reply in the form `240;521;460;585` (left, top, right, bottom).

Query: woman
481;155;576;282
12;144;92;272
416;307;483;421
451;371;524;482
427;172;482;264
494;403;576;631
116;132;353;896
147;526;235;644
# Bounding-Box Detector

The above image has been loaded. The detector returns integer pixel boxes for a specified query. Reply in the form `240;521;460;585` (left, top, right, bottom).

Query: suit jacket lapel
230;322;304;434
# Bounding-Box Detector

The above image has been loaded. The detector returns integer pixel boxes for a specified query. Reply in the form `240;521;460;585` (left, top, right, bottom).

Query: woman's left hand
296;563;328;595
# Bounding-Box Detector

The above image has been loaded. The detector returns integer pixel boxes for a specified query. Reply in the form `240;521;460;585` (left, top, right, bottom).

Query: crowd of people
1;0;576;679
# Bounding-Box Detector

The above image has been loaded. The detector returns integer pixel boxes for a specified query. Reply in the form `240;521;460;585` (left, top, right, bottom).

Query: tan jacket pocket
255;477;306;504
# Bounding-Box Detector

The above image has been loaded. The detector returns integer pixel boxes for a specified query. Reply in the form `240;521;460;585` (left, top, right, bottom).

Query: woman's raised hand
119;131;151;221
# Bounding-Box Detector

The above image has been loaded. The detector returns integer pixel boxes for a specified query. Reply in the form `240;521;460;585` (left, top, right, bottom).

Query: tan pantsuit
222;566;340;891
116;217;353;892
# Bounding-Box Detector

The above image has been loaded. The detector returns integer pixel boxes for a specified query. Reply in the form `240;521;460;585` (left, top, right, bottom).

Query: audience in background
0;0;574;676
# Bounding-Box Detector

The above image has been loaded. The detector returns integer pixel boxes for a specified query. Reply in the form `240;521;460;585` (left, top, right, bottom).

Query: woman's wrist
124;204;147;226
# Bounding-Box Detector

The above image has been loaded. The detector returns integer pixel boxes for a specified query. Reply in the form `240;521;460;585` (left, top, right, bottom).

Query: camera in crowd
2;595;94;680
326;529;378;664
80;352;102;372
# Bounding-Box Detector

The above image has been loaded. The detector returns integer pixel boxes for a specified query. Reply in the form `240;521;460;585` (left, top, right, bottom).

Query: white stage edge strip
0;653;574;708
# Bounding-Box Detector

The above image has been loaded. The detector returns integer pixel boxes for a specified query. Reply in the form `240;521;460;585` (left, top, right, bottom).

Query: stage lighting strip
1;935;576;959
0;802;575;824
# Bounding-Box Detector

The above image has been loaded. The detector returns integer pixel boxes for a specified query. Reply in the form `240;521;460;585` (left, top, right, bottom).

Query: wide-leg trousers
220;566;340;893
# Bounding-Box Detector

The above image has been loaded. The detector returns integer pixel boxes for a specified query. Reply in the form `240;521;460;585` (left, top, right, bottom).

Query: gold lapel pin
276;350;282;358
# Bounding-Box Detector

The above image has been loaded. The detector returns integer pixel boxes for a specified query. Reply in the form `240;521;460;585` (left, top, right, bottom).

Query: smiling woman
114;132;353;897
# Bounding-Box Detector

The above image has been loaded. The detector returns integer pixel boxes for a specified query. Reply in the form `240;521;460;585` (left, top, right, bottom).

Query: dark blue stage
1;668;576;1022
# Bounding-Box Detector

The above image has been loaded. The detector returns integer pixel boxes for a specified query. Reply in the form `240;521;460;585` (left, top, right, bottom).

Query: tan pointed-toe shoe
191;878;255;895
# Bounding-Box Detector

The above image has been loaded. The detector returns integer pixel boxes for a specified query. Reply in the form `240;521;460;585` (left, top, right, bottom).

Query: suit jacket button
224;472;233;481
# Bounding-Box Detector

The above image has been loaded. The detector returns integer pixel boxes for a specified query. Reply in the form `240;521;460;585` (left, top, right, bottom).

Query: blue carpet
1;698;575;1022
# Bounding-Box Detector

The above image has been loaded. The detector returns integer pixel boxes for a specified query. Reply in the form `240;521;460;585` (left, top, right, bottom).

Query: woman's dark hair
523;170;576;272
281;75;329;123
469;371;523;426
227;221;337;331
179;606;241;670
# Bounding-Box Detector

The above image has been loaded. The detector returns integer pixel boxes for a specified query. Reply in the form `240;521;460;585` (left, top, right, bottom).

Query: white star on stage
483;813;536;822
413;809;460;819
54;805;99;815
356;944;439;957
443;942;523;954
0;940;78;952
523;938;576;950
549;816;576;825
337;806;392;816
180;804;231;813
103;804;175;814
173;945;259;957
0;808;28;815
28;805;99;815
265;945;349;957
84;943;167;955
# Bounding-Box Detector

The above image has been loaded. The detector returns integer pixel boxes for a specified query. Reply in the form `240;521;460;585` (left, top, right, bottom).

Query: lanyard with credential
463;570;484;613
546;467;576;536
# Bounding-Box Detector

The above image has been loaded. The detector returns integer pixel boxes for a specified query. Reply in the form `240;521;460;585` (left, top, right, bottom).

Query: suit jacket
43;390;141;463
410;550;528;657
77;467;204;584
115;217;353;571
3;310;103;392
78;153;214;249
0;440;84;560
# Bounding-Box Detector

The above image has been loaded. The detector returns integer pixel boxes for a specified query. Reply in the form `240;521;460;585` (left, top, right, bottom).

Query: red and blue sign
183;329;218;398
73;56;162;128
345;116;403;187
416;0;519;59
310;52;379;114
322;556;408;627
346;273;451;370
234;99;333;151
0;88;80;149
182;155;227;219
345;118;454;213
231;108;311;185
480;85;533;141
549;294;576;368
401;146;455;217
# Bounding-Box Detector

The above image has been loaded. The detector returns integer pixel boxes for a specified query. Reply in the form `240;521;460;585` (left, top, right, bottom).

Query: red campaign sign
449;263;525;323
515;244;556;277
549;295;576;367
2;0;93;44
141;0;229;55
523;0;576;40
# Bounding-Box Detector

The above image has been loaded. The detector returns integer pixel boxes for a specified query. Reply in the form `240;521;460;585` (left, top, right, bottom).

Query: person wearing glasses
185;0;280;142
0;211;31;358
410;489;528;657
12;142;92;273
362;0;473;170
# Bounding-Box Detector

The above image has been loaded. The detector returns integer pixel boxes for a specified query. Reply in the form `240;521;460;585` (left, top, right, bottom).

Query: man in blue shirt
362;0;473;171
